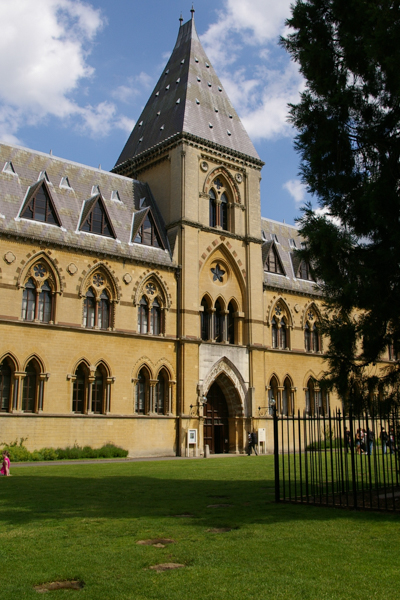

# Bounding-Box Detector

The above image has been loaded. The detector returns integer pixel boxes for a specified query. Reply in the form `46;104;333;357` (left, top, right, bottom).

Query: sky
0;0;312;225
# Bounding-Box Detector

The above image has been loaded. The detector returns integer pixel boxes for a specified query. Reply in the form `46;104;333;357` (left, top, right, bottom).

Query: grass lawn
0;455;399;600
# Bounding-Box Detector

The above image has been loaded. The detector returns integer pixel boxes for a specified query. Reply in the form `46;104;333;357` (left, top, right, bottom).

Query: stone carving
67;263;78;275
200;161;208;172
4;252;15;264
235;173;243;183
123;273;132;284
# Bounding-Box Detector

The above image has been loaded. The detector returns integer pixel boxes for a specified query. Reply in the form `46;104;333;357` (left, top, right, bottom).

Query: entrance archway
204;382;229;454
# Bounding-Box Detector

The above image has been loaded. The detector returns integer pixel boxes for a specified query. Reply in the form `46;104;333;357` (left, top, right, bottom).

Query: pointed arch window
38;280;52;323
22;361;38;412
305;379;315;415
150;299;161;335
298;260;313;281
282;378;293;416
21;182;60;225
21;278;36;321
98;290;110;330
0;360;12;413
72;364;87;413
311;323;320;352
136;368;149;414
279;318;287;349
92;368;104;414
209;189;217;227
83;288;96;329
214;300;223;342
268;376;279;415
138;296;149;334
271;317;278;348
155;370;168;415
227;301;235;344
208;177;232;232
200;297;210;341
304;322;311;352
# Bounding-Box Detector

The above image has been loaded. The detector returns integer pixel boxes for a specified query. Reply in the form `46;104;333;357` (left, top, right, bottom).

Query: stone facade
2;14;389;457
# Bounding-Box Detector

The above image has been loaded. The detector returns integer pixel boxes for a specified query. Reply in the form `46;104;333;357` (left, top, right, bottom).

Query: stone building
0;13;356;456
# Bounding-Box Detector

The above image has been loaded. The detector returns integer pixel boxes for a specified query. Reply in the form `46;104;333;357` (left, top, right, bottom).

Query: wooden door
203;382;229;454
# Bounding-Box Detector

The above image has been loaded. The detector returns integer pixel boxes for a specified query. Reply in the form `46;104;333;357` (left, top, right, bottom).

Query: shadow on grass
1;470;398;528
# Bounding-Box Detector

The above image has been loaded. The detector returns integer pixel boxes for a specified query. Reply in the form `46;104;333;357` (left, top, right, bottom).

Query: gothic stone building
0;15;355;456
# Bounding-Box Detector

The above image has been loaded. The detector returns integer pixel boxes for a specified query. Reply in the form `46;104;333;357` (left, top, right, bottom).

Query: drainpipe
175;264;182;456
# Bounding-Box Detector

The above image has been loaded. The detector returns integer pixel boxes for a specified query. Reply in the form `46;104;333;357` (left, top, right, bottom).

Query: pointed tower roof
115;14;260;167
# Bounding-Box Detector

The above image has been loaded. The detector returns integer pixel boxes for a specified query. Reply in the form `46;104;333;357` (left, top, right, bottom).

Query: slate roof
261;217;322;296
0;143;173;267
115;15;260;167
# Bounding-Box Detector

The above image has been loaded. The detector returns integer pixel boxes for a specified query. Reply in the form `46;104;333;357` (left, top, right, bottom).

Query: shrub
1;441;128;462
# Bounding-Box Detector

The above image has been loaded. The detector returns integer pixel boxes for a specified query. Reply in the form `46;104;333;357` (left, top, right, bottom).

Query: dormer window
21;181;61;226
133;211;162;248
265;245;285;275
297;260;313;281
289;238;296;248
60;176;71;189
3;161;16;175
38;171;50;182
80;197;115;238
91;185;100;196
111;190;120;202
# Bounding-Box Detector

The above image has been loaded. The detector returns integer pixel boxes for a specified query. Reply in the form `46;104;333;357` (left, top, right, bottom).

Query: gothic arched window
304;322;311;352
83;288;96;329
200;297;210;341
227;301;235;344
98;290;110;330
0;360;12;413
138;296;149;334
279;318;287;349
21;278;36;321
72;364;87;413
38;280;52;323
136;368;149;414
271;317;278;348
209;189;217;227
155;369;168;415
220;193;228;231
282;377;292;416
312;323;320;352
305;378;315;415
214;300;223;342
268;376;279;414
22;361;39;412
150;299;161;335
91;367;105;414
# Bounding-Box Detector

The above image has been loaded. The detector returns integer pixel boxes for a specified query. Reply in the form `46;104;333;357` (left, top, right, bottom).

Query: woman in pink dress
1;451;10;476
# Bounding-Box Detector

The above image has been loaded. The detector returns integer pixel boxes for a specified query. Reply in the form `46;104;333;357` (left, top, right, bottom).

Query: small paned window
155;371;167;415
271;317;278;348
304;322;311;352
38;280;52;323
279;319;287;349
21;184;60;225
98;290;110;330
82;201;113;237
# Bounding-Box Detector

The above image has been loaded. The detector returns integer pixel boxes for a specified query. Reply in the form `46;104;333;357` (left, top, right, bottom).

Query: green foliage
281;0;400;410
0;440;128;462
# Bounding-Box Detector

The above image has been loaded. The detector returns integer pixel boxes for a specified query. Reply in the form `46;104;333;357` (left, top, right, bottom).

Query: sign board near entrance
188;429;197;444
258;428;266;442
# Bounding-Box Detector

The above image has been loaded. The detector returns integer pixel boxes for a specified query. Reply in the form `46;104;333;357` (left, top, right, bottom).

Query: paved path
11;453;249;468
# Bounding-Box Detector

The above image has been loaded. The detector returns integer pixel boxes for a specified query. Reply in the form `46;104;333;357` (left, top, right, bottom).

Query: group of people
1;451;10;476
344;426;397;455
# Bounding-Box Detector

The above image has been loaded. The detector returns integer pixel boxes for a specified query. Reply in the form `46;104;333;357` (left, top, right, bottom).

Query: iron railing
273;408;400;511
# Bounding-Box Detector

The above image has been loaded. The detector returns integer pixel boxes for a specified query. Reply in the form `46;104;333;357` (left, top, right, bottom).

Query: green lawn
0;456;399;599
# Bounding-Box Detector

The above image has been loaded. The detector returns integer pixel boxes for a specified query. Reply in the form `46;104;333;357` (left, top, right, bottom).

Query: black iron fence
273;408;400;511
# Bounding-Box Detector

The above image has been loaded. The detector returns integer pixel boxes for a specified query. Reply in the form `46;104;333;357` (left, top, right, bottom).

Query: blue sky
0;0;311;224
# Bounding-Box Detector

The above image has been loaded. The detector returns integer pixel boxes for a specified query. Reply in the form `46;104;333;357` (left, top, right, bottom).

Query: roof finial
179;13;183;26
191;4;195;19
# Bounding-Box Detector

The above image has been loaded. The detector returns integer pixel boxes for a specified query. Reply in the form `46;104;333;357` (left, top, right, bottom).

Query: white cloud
0;0;132;141
201;0;302;142
283;179;306;205
111;72;154;104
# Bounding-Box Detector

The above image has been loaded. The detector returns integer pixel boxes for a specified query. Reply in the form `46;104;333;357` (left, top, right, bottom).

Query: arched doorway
204;382;229;454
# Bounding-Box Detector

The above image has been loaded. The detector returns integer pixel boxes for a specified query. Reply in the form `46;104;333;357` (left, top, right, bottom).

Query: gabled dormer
79;194;116;238
3;161;16;175
291;253;314;281
263;241;285;275
131;207;164;249
19;179;61;226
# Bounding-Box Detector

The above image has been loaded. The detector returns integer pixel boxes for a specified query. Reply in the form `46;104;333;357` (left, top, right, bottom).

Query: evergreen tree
281;0;400;410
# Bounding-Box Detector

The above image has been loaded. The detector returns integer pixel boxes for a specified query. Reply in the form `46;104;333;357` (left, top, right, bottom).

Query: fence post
273;404;280;503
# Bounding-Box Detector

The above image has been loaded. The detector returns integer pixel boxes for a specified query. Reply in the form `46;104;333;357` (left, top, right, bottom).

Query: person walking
1;451;10;476
247;431;258;456
380;428;388;455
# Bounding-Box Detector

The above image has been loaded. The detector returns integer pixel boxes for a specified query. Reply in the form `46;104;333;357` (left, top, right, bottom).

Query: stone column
222;310;229;343
149;380;158;414
87;374;95;414
12;373;25;412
